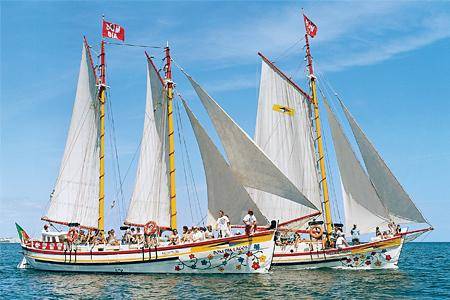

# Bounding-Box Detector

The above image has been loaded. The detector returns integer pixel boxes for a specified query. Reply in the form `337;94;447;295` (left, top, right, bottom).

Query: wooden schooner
15;22;281;274
248;13;433;269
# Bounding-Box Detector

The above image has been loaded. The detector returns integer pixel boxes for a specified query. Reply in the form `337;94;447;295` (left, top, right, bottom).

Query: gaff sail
252;57;322;224
43;43;100;229
125;58;170;228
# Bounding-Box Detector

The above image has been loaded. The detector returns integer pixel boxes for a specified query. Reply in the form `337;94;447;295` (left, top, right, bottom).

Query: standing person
216;210;231;238
350;224;360;245
243;209;257;236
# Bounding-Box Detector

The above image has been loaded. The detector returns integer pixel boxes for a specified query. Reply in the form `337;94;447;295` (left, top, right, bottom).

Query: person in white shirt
350;224;360;245
216;210;231;238
191;226;204;242
243;209;257;236
336;235;349;249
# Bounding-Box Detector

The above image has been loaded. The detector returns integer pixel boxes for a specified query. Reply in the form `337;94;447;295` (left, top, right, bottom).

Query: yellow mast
304;20;333;241
98;40;106;233
165;45;177;229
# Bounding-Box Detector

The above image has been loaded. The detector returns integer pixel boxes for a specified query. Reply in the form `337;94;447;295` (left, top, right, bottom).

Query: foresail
252;58;322;223
182;100;267;225
184;73;318;212
323;99;390;234
340;101;427;224
43;43;99;228
125;59;170;228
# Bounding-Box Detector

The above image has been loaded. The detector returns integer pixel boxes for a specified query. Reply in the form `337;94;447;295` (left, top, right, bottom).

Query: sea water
1;243;449;299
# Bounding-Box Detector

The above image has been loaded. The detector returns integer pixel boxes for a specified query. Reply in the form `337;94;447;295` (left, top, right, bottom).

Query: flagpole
303;14;333;244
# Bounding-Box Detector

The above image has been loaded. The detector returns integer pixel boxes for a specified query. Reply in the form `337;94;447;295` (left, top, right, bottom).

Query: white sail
184;73;318;212
323;99;390;234
252;58;322;224
125;59;170;227
340;101;427;224
182;100;267;225
43;43;99;228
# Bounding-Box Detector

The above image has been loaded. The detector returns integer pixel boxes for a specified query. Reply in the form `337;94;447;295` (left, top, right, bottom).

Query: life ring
67;228;78;243
144;221;158;236
309;225;324;239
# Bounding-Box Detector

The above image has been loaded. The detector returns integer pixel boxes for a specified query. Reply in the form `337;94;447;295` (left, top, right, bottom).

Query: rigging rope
174;92;204;225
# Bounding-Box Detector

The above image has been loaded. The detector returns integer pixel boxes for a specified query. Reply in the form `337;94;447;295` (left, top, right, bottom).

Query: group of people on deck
42;209;258;247
274;220;403;250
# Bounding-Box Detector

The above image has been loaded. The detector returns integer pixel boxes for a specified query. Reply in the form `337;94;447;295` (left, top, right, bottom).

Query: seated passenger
180;226;189;243
78;230;86;244
205;225;214;239
136;227;144;244
169;229;180;245
191;226;204;242
336;235;349;249
130;228;137;244
396;225;402;235
375;227;382;238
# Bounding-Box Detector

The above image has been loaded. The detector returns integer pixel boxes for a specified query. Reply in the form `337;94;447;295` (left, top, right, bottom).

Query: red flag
102;20;125;41
303;14;318;38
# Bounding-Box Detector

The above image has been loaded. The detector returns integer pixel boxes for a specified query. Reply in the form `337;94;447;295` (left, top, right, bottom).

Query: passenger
243;209;257;236
130;228;137;244
169;229;180;245
94;230;106;245
192;226;204;242
78;230;86;244
388;221;396;235
136;227;144;244
205;225;214;239
382;231;389;239
396;224;402;235
199;227;207;240
180;226;189;243
216;210;231;238
336;234;349;249
375;227;382;238
225;215;232;236
86;229;94;244
351;224;360;245
42;224;49;240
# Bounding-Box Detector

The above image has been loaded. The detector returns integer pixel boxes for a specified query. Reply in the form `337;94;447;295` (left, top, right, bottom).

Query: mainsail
182;100;267;225
125;58;170;227
252;56;322;224
340;101;427;224
43;43;100;229
323;99;390;234
184;73;318;212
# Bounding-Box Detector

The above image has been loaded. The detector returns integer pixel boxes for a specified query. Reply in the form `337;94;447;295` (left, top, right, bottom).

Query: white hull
20;231;275;274
272;235;404;270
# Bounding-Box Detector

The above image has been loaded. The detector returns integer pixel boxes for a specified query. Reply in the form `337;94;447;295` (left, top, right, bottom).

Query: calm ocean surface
1;243;449;299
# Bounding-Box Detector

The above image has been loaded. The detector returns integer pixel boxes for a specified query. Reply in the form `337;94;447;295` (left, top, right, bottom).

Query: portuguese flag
15;223;30;242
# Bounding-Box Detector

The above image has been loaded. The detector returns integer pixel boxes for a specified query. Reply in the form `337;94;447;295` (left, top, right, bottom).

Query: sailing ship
247;14;433;269
15;25;281;273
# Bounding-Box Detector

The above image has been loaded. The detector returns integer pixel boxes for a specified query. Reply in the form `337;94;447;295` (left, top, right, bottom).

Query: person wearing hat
243;209;257;236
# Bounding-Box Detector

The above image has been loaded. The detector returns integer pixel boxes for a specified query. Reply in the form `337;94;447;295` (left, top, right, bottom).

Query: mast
303;19;333;240
98;40;106;232
164;44;177;229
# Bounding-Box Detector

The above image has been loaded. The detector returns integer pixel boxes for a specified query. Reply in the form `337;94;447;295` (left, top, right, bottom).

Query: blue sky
1;1;449;241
